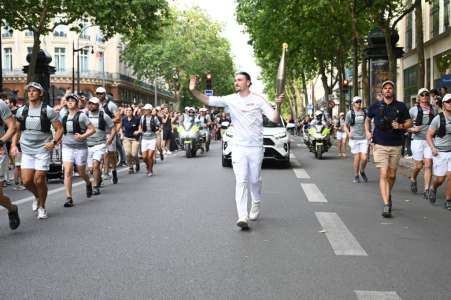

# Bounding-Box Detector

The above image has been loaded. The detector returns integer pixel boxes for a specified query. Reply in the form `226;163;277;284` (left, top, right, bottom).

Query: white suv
221;116;290;167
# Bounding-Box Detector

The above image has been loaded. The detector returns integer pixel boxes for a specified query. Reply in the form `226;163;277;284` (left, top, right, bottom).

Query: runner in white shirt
189;72;284;230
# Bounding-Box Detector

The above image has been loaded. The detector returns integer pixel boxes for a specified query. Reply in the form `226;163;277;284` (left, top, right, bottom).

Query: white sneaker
236;217;249;229
37;208;48;219
32;198;38;212
249;202;260;221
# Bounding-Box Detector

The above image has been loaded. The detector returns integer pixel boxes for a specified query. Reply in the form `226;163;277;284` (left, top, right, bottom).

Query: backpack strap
40;105;51;133
350;110;356;126
20;105;29;131
438;112;447;138
415;104;423;126
98;111;106;131
63;111;84;135
103;100;113;118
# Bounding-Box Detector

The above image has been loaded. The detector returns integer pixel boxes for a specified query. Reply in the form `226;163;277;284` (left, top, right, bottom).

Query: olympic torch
276;43;288;111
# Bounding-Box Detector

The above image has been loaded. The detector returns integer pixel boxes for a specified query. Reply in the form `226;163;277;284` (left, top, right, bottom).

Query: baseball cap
417;88;429;96
199;107;208;112
88;97;100;104
95;87;106;94
382;80;395;88
143;104;153;110
25;82;44;92
352;96;362;103
66;94;79;102
442;94;451;103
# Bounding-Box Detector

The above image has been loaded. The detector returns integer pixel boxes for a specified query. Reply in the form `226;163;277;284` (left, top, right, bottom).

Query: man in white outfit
189;72;283;230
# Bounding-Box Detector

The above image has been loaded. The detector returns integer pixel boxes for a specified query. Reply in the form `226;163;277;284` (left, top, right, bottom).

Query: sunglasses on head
421;93;430;97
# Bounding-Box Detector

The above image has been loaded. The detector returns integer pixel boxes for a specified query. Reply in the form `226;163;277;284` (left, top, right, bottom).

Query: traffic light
342;80;349;92
206;73;212;90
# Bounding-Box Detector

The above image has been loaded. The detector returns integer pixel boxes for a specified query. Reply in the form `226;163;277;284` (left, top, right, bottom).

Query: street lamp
72;23;96;94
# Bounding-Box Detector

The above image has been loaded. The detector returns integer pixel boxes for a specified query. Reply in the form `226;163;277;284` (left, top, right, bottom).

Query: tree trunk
351;0;359;98
292;78;303;118
27;32;41;83
381;24;397;81
320;64;331;102
300;70;309;111
361;52;369;108
415;0;425;88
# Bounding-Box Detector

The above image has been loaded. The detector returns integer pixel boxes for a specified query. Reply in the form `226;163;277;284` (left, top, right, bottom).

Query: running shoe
93;187;101;195
14;184;26;191
249;202;260;221
445;200;451;211
160;151;164;161
353;176;360;183
388;194;392;212
360;172;368;183
8;205;20;230
236;218;250;230
147;171;153;177
382;205;392;218
112;170;118;184
428;188;437;204
410;180;418;194
64;197;74;207
135;163;140;173
128;168;134;174
86;182;93;198
32;198;38;212
37;208;48;219
423;189;429;200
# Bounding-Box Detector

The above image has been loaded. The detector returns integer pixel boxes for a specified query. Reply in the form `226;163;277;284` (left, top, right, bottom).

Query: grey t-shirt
409;106;435;140
0;100;12;138
16;103;59;155
61;112;91;149
86;111;114;146
430;114;451;152
141;115;160;140
345;110;366;140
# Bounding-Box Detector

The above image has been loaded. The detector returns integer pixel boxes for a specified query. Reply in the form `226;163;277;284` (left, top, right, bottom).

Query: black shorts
163;130;172;140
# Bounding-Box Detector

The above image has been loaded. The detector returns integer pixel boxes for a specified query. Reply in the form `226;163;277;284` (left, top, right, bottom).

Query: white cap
417;87;429;96
95;87;106;94
188;107;195;112
88;97;100;104
382;80;395;88
339;112;345;116
184;106;189;111
143;104;153;110
314;110;323;117
352;96;362;103
443;94;451;102
199;107;208;112
25;81;44;92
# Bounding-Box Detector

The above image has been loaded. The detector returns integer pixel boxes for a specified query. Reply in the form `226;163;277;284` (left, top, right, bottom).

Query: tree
0;0;169;82
122;7;235;111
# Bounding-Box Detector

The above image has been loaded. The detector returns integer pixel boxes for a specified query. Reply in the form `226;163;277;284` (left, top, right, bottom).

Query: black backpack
62;111;86;135
142;116;157;132
86;111;106;131
19;104;51;133
377;101;399;130
436;112;449;138
350;109;367;126
103;101;113;118
414;104;434;126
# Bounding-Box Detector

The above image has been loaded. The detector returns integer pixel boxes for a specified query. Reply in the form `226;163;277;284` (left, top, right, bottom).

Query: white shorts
411;140;432;161
0;154;8;179
106;135;116;152
336;131;346;140
14;151;21;167
141;139;156;152
87;144;106;168
433;151;451;176
62;145;88;166
21;152;50;171
348;139;369;154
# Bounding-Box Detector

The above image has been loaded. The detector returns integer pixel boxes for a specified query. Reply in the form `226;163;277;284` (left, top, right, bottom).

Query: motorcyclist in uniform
196;107;211;151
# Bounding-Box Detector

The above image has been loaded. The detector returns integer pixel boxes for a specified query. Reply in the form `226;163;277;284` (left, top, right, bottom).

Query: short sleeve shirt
345;110;366;140
367;100;410;146
409;105;436;140
429;114;451;152
122;116;140;139
141;115;160;140
62;112;91;149
0;100;12;138
86;111;114;146
16;103;59;155
208;93;275;147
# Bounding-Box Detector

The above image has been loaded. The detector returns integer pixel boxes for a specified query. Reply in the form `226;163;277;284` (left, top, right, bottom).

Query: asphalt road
0;138;450;300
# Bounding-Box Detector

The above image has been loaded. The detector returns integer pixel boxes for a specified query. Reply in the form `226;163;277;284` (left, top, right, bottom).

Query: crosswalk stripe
290;153;296;160
293;168;310;179
301;183;327;203
354;290;401;300
315;212;368;256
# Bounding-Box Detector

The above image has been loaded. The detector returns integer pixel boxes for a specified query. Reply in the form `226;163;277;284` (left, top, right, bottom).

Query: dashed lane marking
354;290;401;300
301;183;327;203
315;212;368;256
293;168;310;179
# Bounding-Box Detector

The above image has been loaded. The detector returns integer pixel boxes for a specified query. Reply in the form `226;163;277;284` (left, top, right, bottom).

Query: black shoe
382;205;392;218
424;189;429;200
86;183;93;198
112;170;118;184
64;197;74;207
119;162;127;167
445;200;451;210
8;205;20;230
410;180;418;194
388;194;392;212
93;187;101;195
428;189;436;204
160;152;164;161
128;168;134;174
135;163;140;173
360;172;368;183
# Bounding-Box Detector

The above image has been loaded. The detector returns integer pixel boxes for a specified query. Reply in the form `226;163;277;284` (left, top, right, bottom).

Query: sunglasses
421;93;430;97
354;100;362;104
444;101;451;104
96;92;105;95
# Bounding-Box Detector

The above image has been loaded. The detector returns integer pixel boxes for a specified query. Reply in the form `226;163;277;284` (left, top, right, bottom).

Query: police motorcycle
303;110;331;159
177;118;202;158
197;112;211;152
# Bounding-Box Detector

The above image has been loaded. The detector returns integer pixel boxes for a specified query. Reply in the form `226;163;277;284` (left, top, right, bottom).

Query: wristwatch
52;140;58;146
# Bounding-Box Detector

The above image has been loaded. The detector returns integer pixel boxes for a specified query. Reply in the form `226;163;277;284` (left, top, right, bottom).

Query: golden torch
276;43;288;111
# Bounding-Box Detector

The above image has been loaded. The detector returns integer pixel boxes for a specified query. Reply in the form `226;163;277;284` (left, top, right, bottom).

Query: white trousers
232;145;264;220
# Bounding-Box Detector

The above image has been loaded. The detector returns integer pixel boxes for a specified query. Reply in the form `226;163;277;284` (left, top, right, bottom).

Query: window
24;30;33;37
97;51;104;73
430;0;440;38
79;21;90;40
445;0;450;29
53;25;67;37
1;26;13;38
3;48;12;71
54;47;66;72
80;49;89;72
27;47;33;55
96;30;105;43
426;58;431;89
403;65;418;103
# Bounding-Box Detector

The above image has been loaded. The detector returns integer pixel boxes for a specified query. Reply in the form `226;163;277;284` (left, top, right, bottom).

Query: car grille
263;138;275;146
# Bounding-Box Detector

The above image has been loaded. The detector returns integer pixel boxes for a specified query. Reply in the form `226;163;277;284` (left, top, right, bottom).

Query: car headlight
274;132;287;139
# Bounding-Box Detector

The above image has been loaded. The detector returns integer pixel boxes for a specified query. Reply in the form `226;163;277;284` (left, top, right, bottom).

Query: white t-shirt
209;93;275;147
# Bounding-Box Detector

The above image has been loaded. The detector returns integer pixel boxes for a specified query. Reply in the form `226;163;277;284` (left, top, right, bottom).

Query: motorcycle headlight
275;132;287;139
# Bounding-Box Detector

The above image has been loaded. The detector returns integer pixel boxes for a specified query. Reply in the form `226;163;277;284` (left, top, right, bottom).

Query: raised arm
189;75;209;106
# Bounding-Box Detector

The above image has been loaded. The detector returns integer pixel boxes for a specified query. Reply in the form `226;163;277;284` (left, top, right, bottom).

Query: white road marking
301;183;327;203
290;153;296;160
293;168;310;179
315;212;368;256
355;291;401;300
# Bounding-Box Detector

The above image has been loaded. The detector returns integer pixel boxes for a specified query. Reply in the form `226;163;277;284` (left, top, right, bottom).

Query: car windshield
263;115;284;128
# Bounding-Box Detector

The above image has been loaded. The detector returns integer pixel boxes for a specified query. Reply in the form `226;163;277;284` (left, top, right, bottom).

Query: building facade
1;22;175;106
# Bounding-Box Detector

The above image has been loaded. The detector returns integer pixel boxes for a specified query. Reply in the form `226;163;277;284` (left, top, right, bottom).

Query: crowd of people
0;83;232;230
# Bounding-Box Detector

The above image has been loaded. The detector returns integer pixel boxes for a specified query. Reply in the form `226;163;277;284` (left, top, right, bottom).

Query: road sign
204;90;214;96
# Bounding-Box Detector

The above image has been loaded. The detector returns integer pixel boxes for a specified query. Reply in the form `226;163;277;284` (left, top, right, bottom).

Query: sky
172;0;265;95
